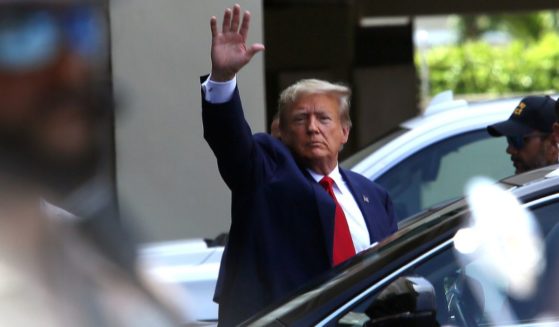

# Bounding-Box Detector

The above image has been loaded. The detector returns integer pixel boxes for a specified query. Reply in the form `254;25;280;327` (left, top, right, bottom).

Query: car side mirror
365;276;439;327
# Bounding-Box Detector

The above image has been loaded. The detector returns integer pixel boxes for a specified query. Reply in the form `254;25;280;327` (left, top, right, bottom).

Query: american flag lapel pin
363;195;369;203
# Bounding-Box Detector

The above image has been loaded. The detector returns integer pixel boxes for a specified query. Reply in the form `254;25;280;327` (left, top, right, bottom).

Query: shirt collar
307;165;345;194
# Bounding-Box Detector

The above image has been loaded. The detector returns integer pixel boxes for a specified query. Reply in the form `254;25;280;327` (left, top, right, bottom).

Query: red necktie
319;176;356;266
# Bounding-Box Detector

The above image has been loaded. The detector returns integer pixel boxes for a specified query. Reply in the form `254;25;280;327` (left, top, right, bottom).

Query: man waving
201;5;397;325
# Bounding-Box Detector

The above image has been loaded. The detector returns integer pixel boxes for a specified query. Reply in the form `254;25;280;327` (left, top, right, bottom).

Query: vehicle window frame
316;239;454;326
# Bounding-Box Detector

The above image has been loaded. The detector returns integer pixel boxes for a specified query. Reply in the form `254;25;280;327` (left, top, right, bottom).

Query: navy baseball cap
487;96;557;137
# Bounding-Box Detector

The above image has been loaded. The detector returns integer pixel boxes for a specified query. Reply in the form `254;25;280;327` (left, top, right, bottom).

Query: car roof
501;164;559;187
348;94;559;180
402;94;519;130
502;164;559;203
349;95;516;179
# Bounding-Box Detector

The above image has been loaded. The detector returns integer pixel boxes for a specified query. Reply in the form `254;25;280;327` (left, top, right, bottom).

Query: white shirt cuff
202;75;237;104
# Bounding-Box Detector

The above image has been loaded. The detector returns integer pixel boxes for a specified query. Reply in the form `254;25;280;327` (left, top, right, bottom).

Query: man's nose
306;116;319;133
506;143;517;155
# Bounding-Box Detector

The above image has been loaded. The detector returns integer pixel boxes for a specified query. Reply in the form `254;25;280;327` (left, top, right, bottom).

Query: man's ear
341;125;350;144
545;132;559;162
553;123;559;143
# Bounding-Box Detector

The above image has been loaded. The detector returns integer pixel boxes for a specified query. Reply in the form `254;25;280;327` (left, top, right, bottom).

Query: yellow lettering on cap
514;102;526;115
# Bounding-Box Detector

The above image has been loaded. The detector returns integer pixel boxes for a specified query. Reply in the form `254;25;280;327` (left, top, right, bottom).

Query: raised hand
210;4;265;82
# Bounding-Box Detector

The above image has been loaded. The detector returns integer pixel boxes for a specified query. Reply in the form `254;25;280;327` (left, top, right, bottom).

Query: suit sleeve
202;84;272;192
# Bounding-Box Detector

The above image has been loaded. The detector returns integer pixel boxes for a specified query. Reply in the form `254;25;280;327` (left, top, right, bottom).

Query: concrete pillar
110;1;265;241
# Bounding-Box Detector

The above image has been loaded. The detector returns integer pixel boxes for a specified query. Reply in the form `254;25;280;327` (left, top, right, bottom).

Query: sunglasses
506;133;548;149
0;5;106;72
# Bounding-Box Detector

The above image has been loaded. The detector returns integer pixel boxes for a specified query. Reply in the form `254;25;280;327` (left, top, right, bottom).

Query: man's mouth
307;141;323;147
510;158;524;172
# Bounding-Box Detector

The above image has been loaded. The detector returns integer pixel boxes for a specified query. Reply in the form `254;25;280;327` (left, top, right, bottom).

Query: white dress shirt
307;166;371;253
202;75;237;104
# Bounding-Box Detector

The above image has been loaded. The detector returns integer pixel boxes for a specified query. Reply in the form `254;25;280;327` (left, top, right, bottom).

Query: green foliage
455;12;557;42
421;32;559;96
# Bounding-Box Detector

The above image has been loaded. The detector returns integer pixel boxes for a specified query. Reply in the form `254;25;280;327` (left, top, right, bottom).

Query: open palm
210;5;265;82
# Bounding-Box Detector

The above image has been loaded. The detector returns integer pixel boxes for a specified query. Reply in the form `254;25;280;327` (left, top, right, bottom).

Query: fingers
220;4;245;34
239;10;251;40
210;16;218;38
246;43;266;58
230;4;241;32
222;8;231;33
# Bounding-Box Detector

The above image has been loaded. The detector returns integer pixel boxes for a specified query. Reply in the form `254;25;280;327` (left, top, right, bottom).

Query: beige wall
110;1;265;241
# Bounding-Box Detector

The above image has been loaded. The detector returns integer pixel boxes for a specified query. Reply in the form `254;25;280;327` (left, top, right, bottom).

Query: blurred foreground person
0;0;135;273
0;1;185;325
487;96;558;174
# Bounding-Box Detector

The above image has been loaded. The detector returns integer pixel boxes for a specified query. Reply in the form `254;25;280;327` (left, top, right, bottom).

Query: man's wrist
210;69;235;83
202;75;237;104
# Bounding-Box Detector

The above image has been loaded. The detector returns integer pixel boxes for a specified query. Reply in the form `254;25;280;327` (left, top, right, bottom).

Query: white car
139;238;224;322
142;91;531;322
342;91;521;220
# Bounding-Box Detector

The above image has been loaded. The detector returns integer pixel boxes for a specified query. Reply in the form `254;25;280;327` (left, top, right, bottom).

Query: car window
335;198;559;327
376;130;512;220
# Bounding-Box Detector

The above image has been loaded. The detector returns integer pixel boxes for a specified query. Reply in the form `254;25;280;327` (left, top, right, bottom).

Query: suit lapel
303;170;336;265
340;169;375;244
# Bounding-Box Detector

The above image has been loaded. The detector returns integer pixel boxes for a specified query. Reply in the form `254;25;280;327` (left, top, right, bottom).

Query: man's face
506;132;555;174
0;3;106;127
0;3;109;192
0;70;50;131
281;93;349;170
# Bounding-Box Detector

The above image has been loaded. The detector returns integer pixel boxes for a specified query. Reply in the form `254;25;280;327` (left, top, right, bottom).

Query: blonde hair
278;79;352;130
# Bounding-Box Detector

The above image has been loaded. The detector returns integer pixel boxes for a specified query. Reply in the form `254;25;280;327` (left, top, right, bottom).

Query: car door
329;193;559;326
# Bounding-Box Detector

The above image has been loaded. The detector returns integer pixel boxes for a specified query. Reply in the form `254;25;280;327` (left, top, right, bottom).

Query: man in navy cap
487;96;558;174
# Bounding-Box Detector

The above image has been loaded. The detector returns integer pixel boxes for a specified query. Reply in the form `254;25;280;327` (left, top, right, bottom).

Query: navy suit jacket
202;85;397;326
